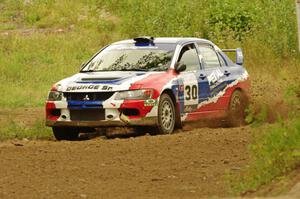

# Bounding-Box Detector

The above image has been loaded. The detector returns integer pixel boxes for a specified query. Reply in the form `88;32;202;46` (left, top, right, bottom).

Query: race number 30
185;85;197;100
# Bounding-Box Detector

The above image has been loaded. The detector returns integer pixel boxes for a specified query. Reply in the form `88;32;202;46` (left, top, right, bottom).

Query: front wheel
157;94;176;134
52;127;79;141
227;90;248;127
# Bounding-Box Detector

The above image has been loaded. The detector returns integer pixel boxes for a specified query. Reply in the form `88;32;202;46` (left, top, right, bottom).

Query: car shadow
75;119;247;141
77;127;148;140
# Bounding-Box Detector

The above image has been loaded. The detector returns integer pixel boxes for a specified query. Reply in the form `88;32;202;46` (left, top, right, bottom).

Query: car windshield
81;43;176;72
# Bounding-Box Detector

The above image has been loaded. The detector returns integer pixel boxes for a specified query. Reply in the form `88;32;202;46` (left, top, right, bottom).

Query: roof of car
112;37;213;45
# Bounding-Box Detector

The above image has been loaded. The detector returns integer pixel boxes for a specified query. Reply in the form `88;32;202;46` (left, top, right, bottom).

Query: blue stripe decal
210;80;235;97
68;100;103;109
198;81;210;103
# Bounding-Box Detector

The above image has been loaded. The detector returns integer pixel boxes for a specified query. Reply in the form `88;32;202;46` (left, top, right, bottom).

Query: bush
101;0;297;55
231;116;300;193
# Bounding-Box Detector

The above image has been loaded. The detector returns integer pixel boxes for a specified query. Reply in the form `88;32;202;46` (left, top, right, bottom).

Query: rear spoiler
222;48;244;66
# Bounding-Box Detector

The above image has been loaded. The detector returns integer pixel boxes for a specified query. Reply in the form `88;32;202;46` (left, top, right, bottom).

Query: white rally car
46;37;250;140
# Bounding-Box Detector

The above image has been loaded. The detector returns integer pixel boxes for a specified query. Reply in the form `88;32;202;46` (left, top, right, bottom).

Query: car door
197;43;228;111
176;43;210;115
216;49;243;89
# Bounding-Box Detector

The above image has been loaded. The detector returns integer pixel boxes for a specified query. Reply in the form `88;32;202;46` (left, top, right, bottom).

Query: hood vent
80;77;120;82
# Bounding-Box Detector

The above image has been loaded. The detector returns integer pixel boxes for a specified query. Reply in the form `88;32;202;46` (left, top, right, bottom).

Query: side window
217;52;227;66
178;44;200;71
198;45;221;68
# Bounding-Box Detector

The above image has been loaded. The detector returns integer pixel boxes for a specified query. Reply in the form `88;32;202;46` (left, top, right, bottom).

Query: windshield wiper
112;68;148;71
129;68;148;71
80;69;115;73
81;68;151;72
80;69;96;73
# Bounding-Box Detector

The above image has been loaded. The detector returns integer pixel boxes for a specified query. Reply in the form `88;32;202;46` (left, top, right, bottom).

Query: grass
228;80;300;195
0;30;115;107
230;116;300;194
0;0;121;107
0;0;300;195
0;119;52;141
0;0;298;108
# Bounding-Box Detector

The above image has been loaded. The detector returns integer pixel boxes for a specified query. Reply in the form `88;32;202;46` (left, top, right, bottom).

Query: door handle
224;71;231;76
199;74;206;80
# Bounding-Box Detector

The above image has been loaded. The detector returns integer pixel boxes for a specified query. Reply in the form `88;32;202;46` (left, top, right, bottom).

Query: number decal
181;73;199;109
192;85;197;99
185;85;197;101
185;86;191;100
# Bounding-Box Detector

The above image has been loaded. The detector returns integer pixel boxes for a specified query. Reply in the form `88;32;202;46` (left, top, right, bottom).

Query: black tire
227;90;247;127
157;94;176;134
52;127;79;141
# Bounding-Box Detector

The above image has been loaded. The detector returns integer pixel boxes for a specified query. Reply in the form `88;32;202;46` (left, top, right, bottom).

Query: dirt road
0;126;251;199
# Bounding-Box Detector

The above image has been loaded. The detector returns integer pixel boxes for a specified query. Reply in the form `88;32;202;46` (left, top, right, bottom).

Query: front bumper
46;116;157;127
46;99;158;127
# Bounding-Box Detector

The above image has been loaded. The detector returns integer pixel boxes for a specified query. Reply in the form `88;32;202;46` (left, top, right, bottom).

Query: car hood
56;71;152;92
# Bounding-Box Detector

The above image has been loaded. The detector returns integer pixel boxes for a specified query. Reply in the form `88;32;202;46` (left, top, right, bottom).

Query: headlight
47;91;62;101
115;89;153;100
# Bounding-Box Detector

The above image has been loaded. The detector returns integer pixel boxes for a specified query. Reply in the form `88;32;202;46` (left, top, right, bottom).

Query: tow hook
120;113;130;124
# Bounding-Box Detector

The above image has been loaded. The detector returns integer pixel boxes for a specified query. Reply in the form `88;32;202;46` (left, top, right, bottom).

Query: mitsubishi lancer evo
46;37;250;140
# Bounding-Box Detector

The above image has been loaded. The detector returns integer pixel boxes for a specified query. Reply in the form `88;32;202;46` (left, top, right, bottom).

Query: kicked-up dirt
0;125;251;199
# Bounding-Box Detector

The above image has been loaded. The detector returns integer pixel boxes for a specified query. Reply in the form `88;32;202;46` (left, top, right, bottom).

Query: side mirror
174;62;186;73
236;48;244;65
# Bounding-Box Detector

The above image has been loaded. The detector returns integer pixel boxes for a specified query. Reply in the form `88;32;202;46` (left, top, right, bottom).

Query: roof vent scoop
133;36;154;44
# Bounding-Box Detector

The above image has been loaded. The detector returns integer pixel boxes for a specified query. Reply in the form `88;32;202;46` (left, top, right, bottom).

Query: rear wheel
227;90;247;127
157;94;176;134
52;127;79;141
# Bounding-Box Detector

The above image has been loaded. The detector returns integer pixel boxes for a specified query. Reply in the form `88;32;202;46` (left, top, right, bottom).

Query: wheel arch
161;89;177;104
226;87;248;126
231;86;249;104
160;89;182;128
234;86;244;93
227;86;249;113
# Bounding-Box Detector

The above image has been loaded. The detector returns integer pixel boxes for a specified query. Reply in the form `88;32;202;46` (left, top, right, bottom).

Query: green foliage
207;0;255;41
231;116;300;193
0;119;53;140
1;0;102;28
0;30;112;107
245;104;269;126
285;85;300;107
100;0;297;55
0;0;298;107
0;0;123;107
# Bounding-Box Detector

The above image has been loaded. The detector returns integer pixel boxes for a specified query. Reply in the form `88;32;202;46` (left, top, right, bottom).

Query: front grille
70;109;105;121
64;92;114;101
